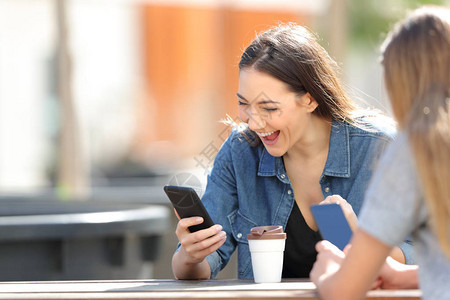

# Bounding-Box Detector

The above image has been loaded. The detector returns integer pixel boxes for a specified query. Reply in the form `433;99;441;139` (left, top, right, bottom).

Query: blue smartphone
310;203;352;251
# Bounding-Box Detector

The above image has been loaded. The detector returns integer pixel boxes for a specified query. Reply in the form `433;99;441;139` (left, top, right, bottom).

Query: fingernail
215;225;223;232
196;217;203;222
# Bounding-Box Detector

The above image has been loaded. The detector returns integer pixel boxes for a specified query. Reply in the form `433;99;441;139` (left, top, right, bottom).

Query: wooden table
0;279;421;299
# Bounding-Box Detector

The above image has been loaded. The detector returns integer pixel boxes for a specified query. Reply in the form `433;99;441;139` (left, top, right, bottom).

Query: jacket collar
257;119;351;181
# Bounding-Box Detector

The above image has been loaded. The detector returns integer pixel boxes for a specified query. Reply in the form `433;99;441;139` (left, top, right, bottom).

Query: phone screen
163;185;215;232
310;203;352;251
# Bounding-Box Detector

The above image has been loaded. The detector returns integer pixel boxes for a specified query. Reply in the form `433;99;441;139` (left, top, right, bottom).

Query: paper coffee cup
247;226;286;283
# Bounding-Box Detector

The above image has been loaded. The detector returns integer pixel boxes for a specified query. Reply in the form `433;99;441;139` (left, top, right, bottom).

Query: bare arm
171;216;227;280
377;256;419;289
310;229;392;300
388;247;406;264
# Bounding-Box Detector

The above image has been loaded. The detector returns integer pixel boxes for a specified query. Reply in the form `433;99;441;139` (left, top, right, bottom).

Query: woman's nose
247;111;266;130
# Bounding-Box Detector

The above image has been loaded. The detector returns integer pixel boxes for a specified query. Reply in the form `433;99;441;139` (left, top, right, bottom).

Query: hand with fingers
320;195;358;232
172;213;227;279
176;215;227;264
310;240;345;288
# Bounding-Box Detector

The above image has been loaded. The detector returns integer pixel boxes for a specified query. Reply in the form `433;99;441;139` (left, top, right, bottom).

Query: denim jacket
201;118;413;279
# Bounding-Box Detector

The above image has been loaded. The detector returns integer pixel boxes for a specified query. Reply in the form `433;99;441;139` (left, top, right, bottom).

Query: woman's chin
264;146;286;157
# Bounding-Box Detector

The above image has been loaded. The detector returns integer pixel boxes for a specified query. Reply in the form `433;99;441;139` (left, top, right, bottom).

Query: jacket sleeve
202;132;241;278
399;239;415;264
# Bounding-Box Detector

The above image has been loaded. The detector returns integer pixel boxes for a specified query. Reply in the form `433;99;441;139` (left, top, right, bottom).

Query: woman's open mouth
256;130;280;145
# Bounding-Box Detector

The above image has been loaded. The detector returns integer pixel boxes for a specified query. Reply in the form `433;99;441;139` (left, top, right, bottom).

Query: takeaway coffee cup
247;226;286;283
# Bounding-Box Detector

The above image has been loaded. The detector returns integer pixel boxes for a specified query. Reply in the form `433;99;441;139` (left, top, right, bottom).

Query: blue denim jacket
201;118;413;279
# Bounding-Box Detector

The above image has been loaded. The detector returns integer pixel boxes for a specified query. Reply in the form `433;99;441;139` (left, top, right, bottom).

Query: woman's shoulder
346;113;397;141
211;126;264;178
379;131;411;160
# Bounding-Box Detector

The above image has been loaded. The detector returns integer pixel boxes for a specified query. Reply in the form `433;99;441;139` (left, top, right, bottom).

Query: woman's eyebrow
258;99;280;105
237;93;280;104
236;93;247;101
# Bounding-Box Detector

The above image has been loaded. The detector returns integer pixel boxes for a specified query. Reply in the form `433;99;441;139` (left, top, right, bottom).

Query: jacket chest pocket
228;210;258;278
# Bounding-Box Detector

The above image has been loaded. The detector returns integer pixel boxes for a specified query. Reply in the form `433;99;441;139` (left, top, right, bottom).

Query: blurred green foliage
348;0;449;47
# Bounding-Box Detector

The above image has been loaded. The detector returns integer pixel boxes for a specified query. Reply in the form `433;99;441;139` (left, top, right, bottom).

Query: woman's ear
302;93;319;113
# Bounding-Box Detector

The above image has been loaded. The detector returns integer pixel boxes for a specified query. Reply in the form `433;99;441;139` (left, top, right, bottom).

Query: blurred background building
0;0;448;280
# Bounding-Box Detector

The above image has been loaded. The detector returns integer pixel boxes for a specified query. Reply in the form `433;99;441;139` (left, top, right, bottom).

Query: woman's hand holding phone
320;195;358;232
164;185;226;265
172;216;226;279
175;216;227;264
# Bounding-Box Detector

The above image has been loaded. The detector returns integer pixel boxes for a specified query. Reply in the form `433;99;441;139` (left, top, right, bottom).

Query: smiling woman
237;69;321;157
171;23;412;281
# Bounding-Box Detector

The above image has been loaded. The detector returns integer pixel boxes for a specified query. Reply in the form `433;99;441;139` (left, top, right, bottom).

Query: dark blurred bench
0;197;169;281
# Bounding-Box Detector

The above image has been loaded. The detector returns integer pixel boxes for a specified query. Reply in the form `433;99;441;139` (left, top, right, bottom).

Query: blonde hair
381;6;450;256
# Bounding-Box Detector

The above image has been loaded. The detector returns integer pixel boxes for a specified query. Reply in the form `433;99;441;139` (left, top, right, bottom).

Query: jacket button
324;187;330;193
287;190;292;195
237;233;242;239
280;174;286;179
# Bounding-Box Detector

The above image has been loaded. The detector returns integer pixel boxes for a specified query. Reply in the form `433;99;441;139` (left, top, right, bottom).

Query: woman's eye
264;107;278;112
238;101;248;106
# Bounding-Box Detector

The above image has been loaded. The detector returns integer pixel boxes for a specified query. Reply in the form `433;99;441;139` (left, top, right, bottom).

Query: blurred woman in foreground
310;6;450;300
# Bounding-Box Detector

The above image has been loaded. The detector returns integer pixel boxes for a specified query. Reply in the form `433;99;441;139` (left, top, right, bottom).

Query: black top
282;201;322;278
